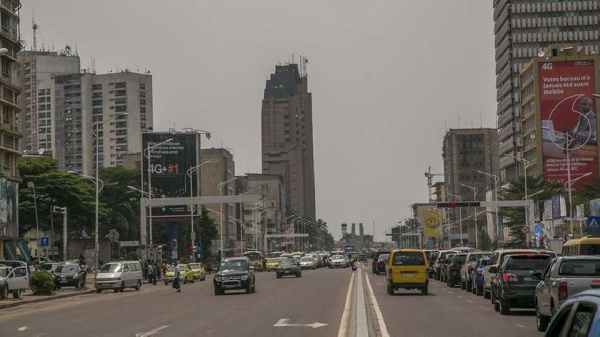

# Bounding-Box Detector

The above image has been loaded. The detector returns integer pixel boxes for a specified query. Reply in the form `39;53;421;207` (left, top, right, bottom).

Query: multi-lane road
0;263;543;336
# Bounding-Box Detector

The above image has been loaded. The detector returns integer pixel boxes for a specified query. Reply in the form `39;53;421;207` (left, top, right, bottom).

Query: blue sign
587;216;600;229
40;237;49;247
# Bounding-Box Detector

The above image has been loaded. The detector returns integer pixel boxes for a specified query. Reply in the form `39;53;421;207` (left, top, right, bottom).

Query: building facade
442;128;500;246
51;71;152;175
493;0;600;181
261;62;316;219
0;1;22;260
18;50;80;154
200;148;235;252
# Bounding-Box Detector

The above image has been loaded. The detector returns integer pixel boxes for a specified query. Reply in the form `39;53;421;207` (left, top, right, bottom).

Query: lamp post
460;183;478;249
72;173;104;275
186;161;212;262
504;154;530;240
144;138;174;260
447;192;464;246
26;181;40;259
564;172;593;236
476;170;501;242
217;177;238;256
127;186;151;257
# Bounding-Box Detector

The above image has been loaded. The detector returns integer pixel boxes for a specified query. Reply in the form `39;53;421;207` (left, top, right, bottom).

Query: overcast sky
21;1;496;241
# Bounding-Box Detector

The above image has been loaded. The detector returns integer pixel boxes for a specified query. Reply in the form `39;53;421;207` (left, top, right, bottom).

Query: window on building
92;84;102;91
140;83;146;90
115;82;126;88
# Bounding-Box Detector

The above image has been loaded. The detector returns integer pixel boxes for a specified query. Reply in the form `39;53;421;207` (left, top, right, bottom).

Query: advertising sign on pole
423;209;441;238
539;59;597;188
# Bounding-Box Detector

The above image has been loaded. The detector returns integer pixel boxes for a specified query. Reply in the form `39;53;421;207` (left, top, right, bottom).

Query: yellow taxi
187;262;206;281
386;249;429;295
164;264;195;285
265;258;282;271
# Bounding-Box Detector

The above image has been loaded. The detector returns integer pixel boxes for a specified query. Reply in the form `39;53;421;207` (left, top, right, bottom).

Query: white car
300;257;316;269
0;264;30;299
329;255;348;268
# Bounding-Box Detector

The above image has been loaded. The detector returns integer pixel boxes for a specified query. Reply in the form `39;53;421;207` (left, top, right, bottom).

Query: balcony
497;109;514;129
0;0;18;14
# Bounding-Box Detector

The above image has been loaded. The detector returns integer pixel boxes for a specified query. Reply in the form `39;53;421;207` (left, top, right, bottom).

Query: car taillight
558;281;568;300
377;261;383;266
444;263;450;267
502;273;518;282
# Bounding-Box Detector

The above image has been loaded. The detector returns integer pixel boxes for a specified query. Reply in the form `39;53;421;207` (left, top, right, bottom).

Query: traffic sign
588;216;600;229
40;237;49;247
521;226;530;234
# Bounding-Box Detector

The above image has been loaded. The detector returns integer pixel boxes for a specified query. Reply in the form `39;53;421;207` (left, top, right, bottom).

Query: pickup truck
0;264;30;299
535;256;600;331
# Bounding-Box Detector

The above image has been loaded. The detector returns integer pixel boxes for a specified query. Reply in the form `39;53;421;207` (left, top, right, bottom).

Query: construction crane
424;166;444;202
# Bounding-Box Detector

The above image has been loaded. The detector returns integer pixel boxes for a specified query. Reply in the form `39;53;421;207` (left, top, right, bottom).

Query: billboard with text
539;60;597;187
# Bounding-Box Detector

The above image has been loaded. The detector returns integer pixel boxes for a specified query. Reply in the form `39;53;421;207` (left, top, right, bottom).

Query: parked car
95;261;143;293
213;257;256;295
0;265;29;299
535;256;600;332
39;262;61;274
386;249;429;295
433;250;456;281
490;253;552;315
375;254;389;275
484;248;541;300
544;289;600;336
446;253;467;287
460;252;490;291
471;257;490;296
371;250;390;273
54;263;87;290
428;251;440;278
276;258;302;278
438;252;457;283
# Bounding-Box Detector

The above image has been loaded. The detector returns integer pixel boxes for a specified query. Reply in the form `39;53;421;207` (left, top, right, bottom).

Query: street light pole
72;173;104;274
26;181;40;259
476;170;500;243
460;183;478;249
186;161;212;262
504;154;530;243
144;138;174;260
217;177;238;256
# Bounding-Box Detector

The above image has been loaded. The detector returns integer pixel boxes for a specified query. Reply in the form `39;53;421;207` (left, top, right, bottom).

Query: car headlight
215;275;222;281
241;274;248;280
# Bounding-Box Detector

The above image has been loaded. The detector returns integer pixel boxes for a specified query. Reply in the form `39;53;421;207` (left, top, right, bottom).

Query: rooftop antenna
32;14;38;53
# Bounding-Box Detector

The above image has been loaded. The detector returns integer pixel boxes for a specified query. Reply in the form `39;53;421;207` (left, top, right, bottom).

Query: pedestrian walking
147;262;154;284
173;263;181;293
152;262;158;285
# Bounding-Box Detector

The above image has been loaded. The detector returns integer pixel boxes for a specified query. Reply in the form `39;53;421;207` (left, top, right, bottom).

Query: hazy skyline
20;1;496;241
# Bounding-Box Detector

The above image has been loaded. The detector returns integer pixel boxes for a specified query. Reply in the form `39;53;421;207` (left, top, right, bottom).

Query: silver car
460;252;489;292
535;256;600;332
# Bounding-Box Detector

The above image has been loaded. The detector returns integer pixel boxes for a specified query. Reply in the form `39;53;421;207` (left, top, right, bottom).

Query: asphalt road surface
0;263;545;336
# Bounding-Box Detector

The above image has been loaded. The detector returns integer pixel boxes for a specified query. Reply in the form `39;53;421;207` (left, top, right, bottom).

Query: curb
0;289;95;310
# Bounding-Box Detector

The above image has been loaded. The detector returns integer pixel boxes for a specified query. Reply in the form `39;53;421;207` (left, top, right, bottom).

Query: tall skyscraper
48;71;152;175
442;128;500;244
18;50;81;154
0;0;22;259
493;0;600;181
261;62;316;219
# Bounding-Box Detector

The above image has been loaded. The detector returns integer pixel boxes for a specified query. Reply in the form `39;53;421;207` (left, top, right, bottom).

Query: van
386;249;429;295
94;261;143;293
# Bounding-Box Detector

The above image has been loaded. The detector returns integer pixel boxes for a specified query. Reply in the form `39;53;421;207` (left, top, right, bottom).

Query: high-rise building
0;0;22;259
200;148;235;251
261;62;316;219
49;71;152;175
18;50;80;154
442;128;500;245
493;0;600;181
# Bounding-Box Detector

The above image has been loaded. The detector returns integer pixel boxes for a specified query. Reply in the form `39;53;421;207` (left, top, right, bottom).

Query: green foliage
30;270;55;295
499;175;562;245
99;167;141;241
197;205;218;260
479;229;493;251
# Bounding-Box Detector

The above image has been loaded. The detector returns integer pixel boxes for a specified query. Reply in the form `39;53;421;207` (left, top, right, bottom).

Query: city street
0;263;546;336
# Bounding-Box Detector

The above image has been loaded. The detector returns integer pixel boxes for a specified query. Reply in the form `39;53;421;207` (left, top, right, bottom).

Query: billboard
423;209;441;238
539;60;597;187
141;132;200;217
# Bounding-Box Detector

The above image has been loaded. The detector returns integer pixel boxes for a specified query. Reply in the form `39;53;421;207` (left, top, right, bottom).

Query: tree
98;167;140;241
18;157;97;238
499;175;562;246
196;205;218;261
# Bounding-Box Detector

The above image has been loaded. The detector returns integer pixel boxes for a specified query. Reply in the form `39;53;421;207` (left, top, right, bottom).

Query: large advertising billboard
540;60;597;187
141;132;200;217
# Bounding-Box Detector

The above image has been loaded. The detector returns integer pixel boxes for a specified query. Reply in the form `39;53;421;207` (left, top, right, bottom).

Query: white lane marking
17;326;28;331
448;291;454;294
135;325;169;337
467;300;473;303
479;306;488;310
356;269;368;336
514;323;525;329
364;270;390;337
457;295;462;298
337;272;355;337
274;318;327;329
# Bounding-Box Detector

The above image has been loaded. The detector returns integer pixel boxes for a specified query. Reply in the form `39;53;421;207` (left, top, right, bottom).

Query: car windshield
300;257;312;262
56;265;79;273
188;263;201;269
100;264;122;273
580;245;600;255
506;256;551;271
453;256;467;265
559;260;600;276
279;260;296;267
220;261;248;271
39;263;54;270
392;252;425;266
378;254;389;262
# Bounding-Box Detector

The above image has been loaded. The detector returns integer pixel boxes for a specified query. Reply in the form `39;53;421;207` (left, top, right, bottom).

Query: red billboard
540;60;597;187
